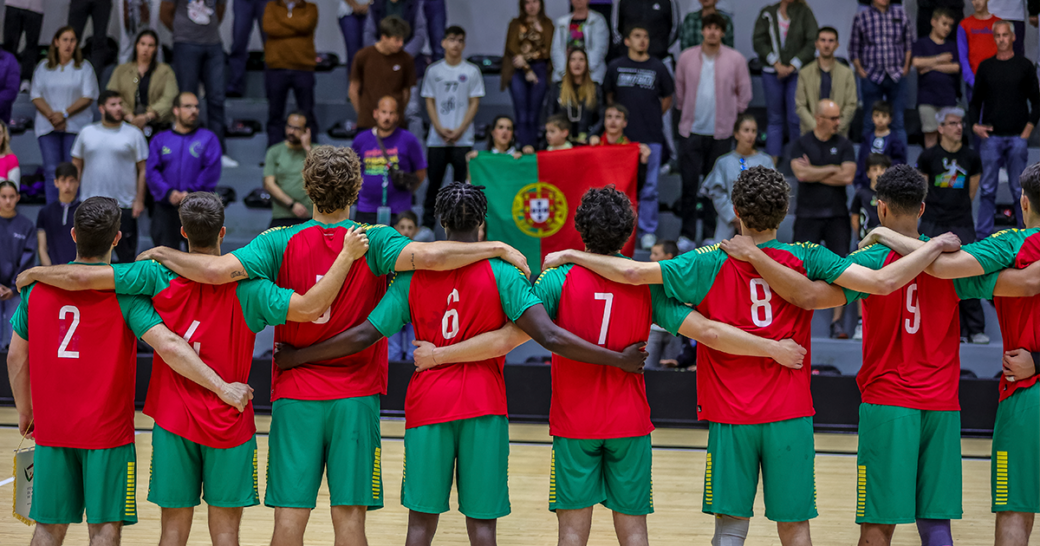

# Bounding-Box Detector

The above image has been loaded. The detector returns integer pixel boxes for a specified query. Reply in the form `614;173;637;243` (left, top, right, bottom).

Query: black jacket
542;81;604;144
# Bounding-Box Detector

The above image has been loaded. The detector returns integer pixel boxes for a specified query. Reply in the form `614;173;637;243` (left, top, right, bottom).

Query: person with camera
351;95;427;226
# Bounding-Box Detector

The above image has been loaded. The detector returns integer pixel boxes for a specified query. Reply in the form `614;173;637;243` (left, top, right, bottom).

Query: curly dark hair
875;164;926;215
1020;162;1040;213
731;166;789;231
74;197;121;259
435;182;488;233
574;186;635;255
303;145;362;214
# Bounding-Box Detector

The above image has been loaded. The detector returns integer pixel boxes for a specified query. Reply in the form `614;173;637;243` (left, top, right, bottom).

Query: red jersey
959;16;1000;78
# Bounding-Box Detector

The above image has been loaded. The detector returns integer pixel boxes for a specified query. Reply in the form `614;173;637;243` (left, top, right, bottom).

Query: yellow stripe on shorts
371;447;382;499
995;451;1009;506
125;461;136;517
252;448;259;497
704;453;713;504
856;465;867;517
548;449;556;503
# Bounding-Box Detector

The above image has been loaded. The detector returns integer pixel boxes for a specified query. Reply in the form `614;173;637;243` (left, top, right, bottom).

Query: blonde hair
0;121;13;156
46;26;84;70
559;49;597;110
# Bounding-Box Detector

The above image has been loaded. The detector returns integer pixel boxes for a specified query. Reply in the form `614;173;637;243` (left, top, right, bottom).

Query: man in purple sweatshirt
146;92;222;250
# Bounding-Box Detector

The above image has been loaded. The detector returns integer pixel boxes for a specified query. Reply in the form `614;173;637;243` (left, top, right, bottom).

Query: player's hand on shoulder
219;382;254;413
934;232;962;253
541;249;574;271
341;226;370;260
500;243;531;277
619;342;647;374
15;268;37;291
137;246;167;262
858;226;894;250
1002;348;1035;383
719;235;758;262
412;340;439;371
273;342;303;370
772;339;807;370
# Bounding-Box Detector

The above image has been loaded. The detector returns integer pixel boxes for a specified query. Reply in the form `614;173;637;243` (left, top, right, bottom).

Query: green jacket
752;2;818;71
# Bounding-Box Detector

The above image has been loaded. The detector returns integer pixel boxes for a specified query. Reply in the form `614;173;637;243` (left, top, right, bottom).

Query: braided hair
435;182;488;233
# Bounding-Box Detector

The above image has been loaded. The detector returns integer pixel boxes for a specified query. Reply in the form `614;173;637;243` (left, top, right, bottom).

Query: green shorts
992;383;1040;513
703;417;817;522
265;396;383;510
30;443;138;525
147;424;259;508
550;435;653;516
402;415;509;519
856;404;962;524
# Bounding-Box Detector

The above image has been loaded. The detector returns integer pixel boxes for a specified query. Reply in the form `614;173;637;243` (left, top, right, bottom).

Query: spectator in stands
0;46;18;125
754;0;818;164
351;16;417;131
970;20;1039;238
795;27;857;137
389;210;417;359
790;99;855;338
0;179;34;350
851;152;887;244
466;115;523;161
339;0;371;79
31;27;99;205
989;0;1026;56
161;0;235;167
227;0;270;97
503;0;554;148
551;0;609;84
702;113;772;242
646;239;684;370
604;25;673;250
352;95;426;225
588;104;653;165
147;92;221;248
675;14;750;246
107;30;179;136
680;0;734;50
611;0;680;62
959;0;999;98
420;25;484;238
262;0;318;147
916;106;988;343
425;0;447;61
918;0;964;38
364;0;428;65
264;111;313;229
913;8;961;149
36;162;80;267
850;0;915;146
855;101;907;187
543;48;603;145
530;114;574;152
114;0;152;64
68;0;112;82
4;0;44;92
0;122;19;185
72;90;148;262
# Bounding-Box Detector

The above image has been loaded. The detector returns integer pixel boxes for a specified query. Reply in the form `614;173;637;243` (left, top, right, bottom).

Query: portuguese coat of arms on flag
470;144;640;277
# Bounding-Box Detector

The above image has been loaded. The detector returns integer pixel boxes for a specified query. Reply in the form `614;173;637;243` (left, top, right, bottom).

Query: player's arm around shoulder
993;259;1040;297
141;323;253;412
678;309;806;370
834;234;958;295
285;225;369;322
140;245;251;285
542;248;663;285
16;263;116;292
720;236;846;309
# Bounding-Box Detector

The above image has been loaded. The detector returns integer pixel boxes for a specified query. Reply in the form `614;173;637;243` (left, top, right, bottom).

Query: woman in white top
30;26;99;204
702;113;774;241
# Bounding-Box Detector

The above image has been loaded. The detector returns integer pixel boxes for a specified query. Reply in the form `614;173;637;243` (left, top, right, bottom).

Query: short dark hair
574;186;635;255
436;182;488;233
733;112;757;134
287;110;307;123
875;164;926;215
817;26;839;40
379;16;411;39
701;13;727;32
173;92;195;109
55;162;78;180
1019;162;1040;213
654;240;679;258
872;100;892;117
396;210;418;225
866;153;892;171
732;166;789;231
74;197;121;259
625;24;648;38
546;113;570;132
0;180;16;193
98;89;122;106
445;25;465;38
178;192;224;248
605;103;629;120
932;7;955;21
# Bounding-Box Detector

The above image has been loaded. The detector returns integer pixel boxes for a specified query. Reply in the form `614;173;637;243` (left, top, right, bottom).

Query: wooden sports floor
0;409;1014;545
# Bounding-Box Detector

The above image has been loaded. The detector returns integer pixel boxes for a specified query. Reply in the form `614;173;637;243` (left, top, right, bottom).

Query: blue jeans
265;69;316;147
640;142;662;235
977;135;1028;239
38;131;76;204
338;13;367;80
424;0;447;61
860;75;907;146
508;61;549;147
173;42;226;152
227;0;270;95
762;71;800;157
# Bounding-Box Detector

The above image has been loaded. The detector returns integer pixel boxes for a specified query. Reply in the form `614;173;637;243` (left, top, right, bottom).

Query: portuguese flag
470;144;640;277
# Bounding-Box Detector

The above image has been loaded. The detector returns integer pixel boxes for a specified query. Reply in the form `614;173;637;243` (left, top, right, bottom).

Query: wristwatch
60;109;68;119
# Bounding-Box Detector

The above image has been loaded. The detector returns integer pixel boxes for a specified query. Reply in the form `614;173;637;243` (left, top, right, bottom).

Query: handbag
375;131;420;192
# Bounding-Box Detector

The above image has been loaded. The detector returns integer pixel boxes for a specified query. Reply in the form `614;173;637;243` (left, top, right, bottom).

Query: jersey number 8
750;279;773;328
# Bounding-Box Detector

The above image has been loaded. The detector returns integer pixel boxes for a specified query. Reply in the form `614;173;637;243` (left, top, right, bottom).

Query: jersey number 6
442;289;461;340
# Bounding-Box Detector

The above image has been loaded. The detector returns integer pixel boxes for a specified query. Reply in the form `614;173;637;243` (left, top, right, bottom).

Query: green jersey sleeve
364;224;412;276
10;283;32;339
490;259;542;321
230;225;297;281
367;272;413;338
954;272;999;300
840;244;891;304
961;229;1024;274
235;279;293;333
649;285;692;336
659;246;726;306
112;260;174;297
532;265;571;321
798;242;854;283
116;294;165;339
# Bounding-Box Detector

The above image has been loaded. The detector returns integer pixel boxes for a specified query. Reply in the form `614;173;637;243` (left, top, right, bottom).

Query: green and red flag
470;144;640;277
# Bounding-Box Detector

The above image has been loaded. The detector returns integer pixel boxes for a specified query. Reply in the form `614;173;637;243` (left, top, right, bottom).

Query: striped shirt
849;4;915;84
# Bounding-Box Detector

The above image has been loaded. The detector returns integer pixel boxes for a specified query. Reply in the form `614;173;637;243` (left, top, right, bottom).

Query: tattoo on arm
230;270;246;279
410;252;415;270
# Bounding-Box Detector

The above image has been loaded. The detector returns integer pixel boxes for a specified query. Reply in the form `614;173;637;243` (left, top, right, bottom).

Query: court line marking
0;477;14;487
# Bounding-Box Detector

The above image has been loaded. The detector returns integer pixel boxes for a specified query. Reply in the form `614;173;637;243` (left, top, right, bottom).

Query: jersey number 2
750;279;773;328
57;305;80;358
442;289;460;339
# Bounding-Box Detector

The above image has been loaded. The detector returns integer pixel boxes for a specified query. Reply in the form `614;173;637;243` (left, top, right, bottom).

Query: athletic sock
711;515;749;546
916;518;953;546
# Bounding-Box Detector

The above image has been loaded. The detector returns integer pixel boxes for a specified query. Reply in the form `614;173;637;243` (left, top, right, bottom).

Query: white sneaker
853;320;863;340
677;236;696;254
970;332;991;345
641;233;657;249
221;155;240;168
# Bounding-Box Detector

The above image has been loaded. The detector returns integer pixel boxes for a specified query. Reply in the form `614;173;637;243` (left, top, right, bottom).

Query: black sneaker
830;321;849;339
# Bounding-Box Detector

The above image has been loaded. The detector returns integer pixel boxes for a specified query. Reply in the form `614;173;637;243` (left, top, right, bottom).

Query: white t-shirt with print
73;122;149;209
420;59;486;148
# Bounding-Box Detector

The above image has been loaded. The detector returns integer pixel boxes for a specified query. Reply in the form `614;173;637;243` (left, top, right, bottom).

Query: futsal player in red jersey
129;147;532;545
719;165;996;546
16;192;371;546
412;185;810;546
537;167;955;546
273;183;651;546
6;197;252;546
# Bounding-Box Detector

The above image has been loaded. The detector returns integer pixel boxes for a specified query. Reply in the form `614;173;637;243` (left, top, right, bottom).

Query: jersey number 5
750;279;773;328
57;305;80;358
442;289;461;340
